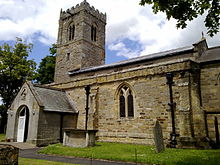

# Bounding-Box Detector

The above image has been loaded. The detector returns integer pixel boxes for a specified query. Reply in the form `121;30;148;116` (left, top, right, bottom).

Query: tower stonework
54;0;106;83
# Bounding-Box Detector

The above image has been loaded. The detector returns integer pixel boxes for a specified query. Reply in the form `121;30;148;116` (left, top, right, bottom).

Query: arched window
68;24;75;41
127;91;134;117
119;85;134;118
91;25;97;41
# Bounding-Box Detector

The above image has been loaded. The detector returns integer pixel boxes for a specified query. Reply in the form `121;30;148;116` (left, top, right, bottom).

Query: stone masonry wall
52;60;196;145
206;114;220;140
201;63;220;111
200;63;220;140
37;111;61;146
54;1;106;84
55;41;82;83
81;40;105;69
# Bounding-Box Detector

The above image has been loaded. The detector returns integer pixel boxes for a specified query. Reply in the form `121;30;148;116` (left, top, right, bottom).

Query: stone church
6;1;220;148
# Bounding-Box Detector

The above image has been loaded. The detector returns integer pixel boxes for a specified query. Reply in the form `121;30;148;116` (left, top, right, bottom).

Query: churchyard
1;133;220;164
38;142;220;165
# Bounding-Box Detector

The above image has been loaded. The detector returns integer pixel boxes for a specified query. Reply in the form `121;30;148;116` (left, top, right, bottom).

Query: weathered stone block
63;129;97;148
0;144;18;165
153;120;165;153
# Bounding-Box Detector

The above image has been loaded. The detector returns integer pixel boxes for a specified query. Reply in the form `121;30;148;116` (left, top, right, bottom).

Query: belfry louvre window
68;24;75;41
91;25;97;41
119;85;134;118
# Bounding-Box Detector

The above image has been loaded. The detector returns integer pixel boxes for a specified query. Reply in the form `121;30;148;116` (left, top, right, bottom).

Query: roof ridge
208;46;220;50
33;84;64;92
69;45;194;75
113;45;193;64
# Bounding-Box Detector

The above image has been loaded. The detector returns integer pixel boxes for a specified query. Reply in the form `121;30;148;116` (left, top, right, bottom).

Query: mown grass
39;142;220;165
0;133;5;141
19;158;77;165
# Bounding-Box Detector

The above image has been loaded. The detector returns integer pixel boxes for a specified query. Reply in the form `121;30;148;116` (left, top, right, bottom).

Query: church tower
54;0;106;83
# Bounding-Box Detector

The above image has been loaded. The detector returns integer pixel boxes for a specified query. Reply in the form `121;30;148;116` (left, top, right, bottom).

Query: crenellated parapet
60;0;106;23
55;0;106;84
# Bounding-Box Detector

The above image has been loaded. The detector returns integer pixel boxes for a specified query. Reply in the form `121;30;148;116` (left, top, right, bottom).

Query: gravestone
153;120;165;153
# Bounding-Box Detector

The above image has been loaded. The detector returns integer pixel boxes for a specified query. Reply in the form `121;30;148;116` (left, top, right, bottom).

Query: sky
0;0;220;65
0;0;220;105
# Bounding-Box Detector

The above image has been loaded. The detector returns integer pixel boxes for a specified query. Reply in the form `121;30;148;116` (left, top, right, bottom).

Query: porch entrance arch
17;106;29;142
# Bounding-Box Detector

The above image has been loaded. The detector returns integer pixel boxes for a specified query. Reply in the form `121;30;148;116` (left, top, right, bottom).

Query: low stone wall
0;144;19;165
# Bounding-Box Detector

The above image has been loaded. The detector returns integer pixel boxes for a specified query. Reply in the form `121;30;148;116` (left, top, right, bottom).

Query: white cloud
0;0;219;59
109;42;140;58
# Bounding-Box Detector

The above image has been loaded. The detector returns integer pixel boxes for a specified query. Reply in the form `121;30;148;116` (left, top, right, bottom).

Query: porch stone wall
6;83;40;144
36;112;78;146
37;111;61;146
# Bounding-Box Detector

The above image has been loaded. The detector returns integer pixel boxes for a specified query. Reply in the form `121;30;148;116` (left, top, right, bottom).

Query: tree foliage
0;105;7;133
140;0;220;36
0;38;36;108
35;44;56;84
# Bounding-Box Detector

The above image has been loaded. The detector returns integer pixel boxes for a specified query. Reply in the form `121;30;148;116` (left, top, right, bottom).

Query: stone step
0;142;36;149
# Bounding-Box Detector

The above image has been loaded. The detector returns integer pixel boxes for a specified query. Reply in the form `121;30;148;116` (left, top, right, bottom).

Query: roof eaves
43;108;76;113
199;59;220;65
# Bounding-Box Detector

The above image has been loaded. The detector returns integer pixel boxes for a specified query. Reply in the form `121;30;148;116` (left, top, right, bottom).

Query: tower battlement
60;0;106;23
55;0;106;83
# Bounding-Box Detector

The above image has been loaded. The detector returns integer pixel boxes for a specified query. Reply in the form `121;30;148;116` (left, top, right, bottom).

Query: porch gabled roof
27;81;77;113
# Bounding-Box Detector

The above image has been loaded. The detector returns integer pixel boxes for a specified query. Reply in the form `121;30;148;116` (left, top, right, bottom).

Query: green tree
0;38;36;108
0;38;36;132
0;105;7;133
140;0;220;36
35;44;56;84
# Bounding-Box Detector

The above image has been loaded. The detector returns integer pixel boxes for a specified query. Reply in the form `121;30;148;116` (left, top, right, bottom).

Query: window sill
117;117;135;122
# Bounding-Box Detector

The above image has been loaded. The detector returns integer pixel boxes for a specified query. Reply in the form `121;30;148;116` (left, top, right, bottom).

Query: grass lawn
39;142;220;165
0;133;5;141
19;158;77;165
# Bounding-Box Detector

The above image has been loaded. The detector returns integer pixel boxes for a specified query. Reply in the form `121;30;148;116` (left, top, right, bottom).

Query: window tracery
118;85;134;118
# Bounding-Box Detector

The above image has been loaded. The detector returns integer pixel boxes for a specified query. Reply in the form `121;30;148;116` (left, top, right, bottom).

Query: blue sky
0;0;220;68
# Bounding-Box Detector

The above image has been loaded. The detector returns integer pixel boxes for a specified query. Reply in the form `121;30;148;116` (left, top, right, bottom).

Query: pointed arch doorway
17;106;29;142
